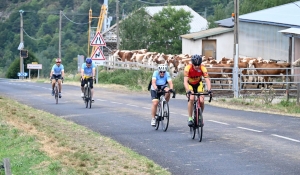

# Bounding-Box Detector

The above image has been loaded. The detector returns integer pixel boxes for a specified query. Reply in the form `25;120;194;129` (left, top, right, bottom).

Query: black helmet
191;54;202;66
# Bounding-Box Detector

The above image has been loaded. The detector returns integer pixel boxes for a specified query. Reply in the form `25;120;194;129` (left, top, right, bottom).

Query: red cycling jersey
184;64;209;85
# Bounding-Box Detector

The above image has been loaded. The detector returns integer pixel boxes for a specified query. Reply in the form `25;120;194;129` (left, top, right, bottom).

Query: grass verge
0;96;170;175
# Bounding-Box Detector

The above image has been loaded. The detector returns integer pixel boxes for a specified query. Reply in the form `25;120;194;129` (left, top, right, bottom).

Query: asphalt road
1;78;300;175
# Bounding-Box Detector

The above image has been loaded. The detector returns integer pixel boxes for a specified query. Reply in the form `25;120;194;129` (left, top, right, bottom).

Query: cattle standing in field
252;61;291;89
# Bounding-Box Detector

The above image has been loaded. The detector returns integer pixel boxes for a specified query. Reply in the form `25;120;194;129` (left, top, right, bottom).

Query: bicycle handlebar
187;92;212;103
82;77;96;84
156;89;176;98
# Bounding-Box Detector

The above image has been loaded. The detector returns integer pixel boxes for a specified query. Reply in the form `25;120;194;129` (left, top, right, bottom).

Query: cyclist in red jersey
183;54;212;126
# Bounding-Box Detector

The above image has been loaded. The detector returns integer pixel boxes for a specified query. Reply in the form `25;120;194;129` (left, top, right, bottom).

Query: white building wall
182;38;202;55
239;22;289;61
206;32;234;60
182;32;234;61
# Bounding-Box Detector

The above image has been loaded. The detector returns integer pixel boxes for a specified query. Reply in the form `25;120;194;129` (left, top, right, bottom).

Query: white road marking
143;107;151;109
207;120;229;125
237;127;263;133
170;112;176;114
181;114;189;117
97;99;107;101
127;104;138;107
271;134;300;143
111;101;123;104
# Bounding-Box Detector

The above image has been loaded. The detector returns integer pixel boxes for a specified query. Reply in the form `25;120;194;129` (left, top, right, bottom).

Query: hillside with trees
0;0;296;78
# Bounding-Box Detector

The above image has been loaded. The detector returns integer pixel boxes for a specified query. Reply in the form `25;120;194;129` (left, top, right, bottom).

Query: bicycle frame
188;92;212;142
82;77;95;109
155;89;176;131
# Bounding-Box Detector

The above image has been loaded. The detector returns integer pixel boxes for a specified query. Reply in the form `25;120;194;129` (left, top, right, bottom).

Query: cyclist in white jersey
81;57;96;102
150;64;174;126
50;58;64;98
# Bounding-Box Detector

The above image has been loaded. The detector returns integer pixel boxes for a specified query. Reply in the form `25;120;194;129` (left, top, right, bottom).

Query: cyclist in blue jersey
50;58;64;98
81;57;96;102
150;64;174;126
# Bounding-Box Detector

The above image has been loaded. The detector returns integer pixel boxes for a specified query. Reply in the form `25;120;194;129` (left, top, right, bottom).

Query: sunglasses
193;64;200;66
159;71;166;74
56;62;61;63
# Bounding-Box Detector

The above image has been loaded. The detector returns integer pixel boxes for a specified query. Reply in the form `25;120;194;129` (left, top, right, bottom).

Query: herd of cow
110;49;298;89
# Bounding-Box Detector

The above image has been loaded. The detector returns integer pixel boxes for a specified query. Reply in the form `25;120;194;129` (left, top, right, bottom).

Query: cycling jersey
81;62;96;78
51;64;64;75
150;70;171;90
184;64;208;85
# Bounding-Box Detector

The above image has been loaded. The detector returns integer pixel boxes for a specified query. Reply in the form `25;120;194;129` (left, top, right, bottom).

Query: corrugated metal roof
215;18;234;28
239;1;300;27
180;27;233;40
278;27;300;38
145;5;208;33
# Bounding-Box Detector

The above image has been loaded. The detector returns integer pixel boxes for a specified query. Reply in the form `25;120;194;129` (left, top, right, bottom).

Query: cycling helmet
55;58;61;63
157;64;167;72
86;57;92;64
191;54;202;66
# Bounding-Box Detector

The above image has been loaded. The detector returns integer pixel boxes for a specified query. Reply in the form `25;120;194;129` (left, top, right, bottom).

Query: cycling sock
188;117;193;121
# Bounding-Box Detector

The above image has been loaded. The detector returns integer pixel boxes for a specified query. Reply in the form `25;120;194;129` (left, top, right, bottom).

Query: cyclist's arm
81;68;84;79
201;66;211;91
151;78;157;90
204;77;211;91
167;80;173;90
183;76;190;92
92;67;96;78
50;65;54;77
183;66;190;92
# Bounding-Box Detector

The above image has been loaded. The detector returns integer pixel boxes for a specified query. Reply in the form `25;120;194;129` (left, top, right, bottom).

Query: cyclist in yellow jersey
183;54;212;126
81;57;96;102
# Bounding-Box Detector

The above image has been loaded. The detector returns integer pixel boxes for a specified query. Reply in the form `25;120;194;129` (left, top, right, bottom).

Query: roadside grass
0;96;170;175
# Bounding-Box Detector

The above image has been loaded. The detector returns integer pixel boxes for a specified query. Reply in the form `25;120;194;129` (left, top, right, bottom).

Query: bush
172;72;185;94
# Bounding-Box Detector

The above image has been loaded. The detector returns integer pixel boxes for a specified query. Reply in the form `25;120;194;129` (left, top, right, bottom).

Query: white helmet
157;64;167;72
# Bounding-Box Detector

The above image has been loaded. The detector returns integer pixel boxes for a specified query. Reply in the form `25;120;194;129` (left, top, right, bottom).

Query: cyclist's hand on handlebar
186;90;191;97
208;90;213;95
168;89;174;93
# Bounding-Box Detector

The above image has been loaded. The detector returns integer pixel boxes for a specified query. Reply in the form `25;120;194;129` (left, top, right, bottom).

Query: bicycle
82;77;96;109
187;92;212;142
51;77;63;104
154;89;176;131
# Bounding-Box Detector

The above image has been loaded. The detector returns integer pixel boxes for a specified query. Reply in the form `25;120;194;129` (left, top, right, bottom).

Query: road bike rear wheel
155;104;161;130
161;101;169;132
55;85;58;104
197;108;203;142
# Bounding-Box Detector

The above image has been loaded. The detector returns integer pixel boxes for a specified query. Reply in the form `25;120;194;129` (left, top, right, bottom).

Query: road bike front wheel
197;108;203;142
190;105;198;139
55;85;58;104
155;104;161;130
161;101;169;132
86;87;92;109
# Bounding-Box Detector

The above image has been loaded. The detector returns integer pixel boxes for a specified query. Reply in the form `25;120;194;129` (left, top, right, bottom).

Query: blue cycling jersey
150;70;171;90
51;64;64;75
81;62;96;77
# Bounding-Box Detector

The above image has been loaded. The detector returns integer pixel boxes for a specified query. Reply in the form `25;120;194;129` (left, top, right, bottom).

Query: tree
119;7;151;50
6;51;39;79
148;6;192;54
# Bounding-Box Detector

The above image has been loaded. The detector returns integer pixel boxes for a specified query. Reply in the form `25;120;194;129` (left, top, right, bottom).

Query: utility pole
233;0;239;98
59;10;62;59
19;10;24;79
116;0;120;50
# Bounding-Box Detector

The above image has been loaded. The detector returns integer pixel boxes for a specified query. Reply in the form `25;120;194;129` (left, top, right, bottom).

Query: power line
62;12;91;25
23;28;43;40
137;0;173;5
